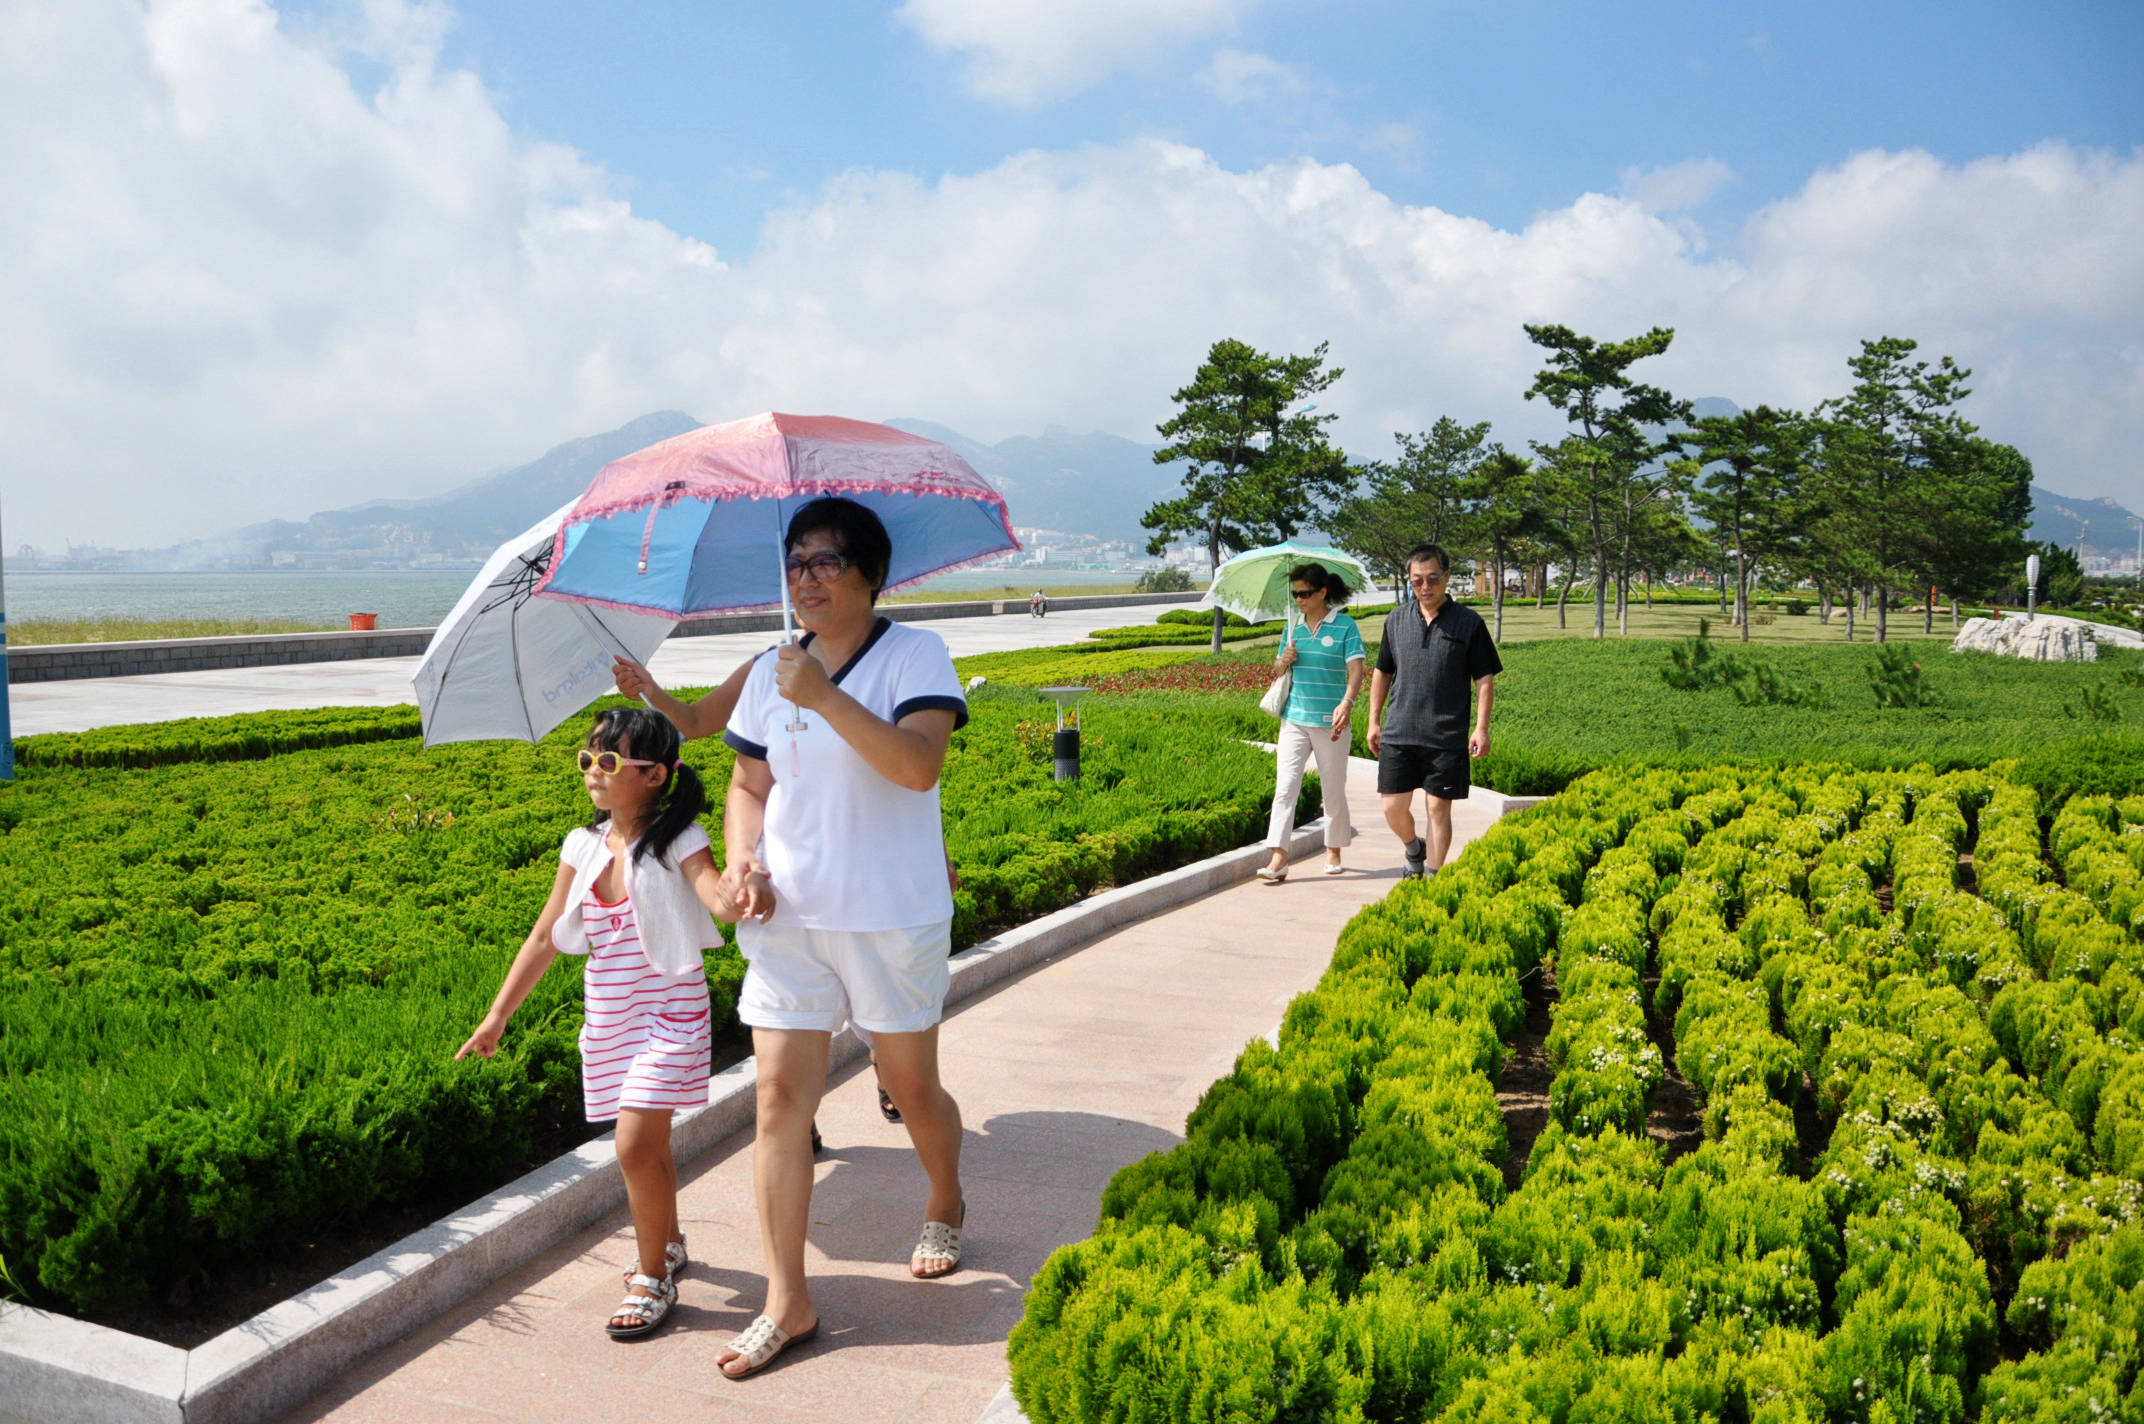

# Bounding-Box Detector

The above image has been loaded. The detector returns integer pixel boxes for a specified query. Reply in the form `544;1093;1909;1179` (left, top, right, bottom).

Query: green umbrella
1199;540;1373;626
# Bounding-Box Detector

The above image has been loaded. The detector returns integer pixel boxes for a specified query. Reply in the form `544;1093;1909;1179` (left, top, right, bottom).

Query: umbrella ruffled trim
531;480;1020;618
560;470;1013;533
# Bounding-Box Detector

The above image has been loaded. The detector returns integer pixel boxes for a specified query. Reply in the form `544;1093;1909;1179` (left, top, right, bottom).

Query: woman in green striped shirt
1257;564;1366;882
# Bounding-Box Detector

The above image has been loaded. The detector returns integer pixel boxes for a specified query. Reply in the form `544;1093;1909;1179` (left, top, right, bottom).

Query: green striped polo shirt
1279;610;1366;723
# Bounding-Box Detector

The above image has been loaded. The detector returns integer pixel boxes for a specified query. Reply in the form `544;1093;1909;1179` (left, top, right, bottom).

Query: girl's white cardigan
551;822;721;978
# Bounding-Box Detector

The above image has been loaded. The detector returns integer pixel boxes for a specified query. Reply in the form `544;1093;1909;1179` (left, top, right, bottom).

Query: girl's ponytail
640;760;706;867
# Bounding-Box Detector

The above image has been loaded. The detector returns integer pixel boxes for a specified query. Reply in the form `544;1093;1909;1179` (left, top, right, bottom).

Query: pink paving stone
276;771;1498;1423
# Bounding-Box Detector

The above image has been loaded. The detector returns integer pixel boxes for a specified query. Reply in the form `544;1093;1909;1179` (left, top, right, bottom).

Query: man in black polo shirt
1367;543;1502;878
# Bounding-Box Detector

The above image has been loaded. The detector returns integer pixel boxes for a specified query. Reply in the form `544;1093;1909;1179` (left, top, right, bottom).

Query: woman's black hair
786;496;893;602
584;707;706;866
1289;562;1351;607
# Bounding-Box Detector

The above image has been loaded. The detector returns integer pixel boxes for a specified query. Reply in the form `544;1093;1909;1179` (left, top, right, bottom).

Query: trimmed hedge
1010;762;2144;1422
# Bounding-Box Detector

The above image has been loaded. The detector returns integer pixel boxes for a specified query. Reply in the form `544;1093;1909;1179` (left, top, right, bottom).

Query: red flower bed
1087;661;1274;696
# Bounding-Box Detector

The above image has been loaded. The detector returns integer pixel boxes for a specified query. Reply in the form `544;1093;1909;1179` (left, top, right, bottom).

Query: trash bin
348;613;379;630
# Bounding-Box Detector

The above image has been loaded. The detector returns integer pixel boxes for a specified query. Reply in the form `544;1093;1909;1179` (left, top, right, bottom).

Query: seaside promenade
277;765;1495;1424
8;601;1196;736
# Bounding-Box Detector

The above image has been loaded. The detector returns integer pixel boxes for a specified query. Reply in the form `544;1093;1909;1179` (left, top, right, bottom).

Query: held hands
1469;728;1492;759
719;858;779;923
612;657;661;702
774;642;835;711
455;1015;506;1060
1276;642;1299;671
1328;703;1351;743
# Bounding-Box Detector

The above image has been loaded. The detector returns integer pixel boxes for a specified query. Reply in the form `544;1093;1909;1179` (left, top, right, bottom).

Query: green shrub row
2050;794;2144;941
1011;761;2144;1422
12;704;424;771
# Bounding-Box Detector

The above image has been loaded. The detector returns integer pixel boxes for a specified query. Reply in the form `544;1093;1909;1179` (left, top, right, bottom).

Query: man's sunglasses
577;749;660;774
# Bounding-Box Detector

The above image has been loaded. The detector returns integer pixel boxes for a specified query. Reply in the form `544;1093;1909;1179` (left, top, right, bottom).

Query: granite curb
7;592;1200;683
0;815;1333;1424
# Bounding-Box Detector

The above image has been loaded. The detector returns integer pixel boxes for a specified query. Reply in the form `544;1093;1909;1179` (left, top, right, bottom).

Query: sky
2;0;2140;550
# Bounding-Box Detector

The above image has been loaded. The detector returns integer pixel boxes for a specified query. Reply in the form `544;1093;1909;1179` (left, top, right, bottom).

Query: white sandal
621;1235;687;1290
912;1201;966;1278
605;1272;676;1340
719;1313;819;1378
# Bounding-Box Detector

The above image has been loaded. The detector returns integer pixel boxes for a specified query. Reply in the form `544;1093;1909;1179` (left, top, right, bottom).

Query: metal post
2026;552;2040;621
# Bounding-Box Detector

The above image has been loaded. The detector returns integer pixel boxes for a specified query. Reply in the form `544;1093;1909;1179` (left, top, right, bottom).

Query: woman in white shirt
710;497;971;1379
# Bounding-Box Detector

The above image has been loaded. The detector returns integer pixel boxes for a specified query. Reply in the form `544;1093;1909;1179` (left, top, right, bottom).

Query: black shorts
1377;743;1471;800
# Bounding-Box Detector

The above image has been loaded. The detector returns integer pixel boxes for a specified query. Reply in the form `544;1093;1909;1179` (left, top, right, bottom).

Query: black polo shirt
1375;597;1502;749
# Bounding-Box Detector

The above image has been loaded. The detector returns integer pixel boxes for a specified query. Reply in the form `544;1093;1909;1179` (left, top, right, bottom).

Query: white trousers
1264;718;1354;849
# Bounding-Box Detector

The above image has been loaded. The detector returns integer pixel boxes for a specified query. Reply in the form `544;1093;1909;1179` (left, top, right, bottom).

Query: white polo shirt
723;618;968;931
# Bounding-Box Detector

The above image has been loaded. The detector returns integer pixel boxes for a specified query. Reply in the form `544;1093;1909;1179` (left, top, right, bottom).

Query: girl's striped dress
578;886;713;1122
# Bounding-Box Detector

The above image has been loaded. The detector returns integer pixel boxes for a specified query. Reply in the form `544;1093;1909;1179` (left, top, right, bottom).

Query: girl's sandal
872;1057;902;1123
911;1201;966;1279
719;1314;819;1379
604;1272;676;1340
620;1236;688;1291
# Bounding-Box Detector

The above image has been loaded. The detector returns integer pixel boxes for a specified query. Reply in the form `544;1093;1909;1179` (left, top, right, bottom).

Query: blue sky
3;0;2140;546
365;0;2141;261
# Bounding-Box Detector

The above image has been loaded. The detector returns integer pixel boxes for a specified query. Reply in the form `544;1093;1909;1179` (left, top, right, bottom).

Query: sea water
6;567;1149;627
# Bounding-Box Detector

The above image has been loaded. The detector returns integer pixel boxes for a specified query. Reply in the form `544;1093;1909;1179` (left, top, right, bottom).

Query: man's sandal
604;1272;676;1340
911;1201;966;1279
719;1314;819;1379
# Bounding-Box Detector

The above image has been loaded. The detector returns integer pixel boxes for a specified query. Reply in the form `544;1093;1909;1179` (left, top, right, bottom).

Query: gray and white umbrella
413;504;674;747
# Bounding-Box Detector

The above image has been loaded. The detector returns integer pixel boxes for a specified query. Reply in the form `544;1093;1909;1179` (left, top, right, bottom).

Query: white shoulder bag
1258;621;1294;718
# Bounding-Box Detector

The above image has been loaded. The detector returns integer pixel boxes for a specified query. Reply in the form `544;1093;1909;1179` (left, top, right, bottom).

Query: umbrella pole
777;508;807;733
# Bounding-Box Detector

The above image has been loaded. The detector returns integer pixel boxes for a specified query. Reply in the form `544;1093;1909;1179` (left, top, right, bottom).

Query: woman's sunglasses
577;749;660;774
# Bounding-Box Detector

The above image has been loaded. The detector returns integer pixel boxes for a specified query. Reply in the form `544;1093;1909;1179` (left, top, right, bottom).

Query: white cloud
895;0;1262;104
1619;158;1736;214
1195;47;1305;106
4;3;2142;550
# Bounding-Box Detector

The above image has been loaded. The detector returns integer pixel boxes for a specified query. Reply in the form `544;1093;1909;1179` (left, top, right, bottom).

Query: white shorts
736;918;954;1037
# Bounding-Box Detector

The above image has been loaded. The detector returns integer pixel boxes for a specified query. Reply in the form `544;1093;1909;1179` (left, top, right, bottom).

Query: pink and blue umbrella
534;412;1018;619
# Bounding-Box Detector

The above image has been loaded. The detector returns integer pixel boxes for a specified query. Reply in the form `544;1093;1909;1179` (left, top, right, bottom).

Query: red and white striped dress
578;885;712;1122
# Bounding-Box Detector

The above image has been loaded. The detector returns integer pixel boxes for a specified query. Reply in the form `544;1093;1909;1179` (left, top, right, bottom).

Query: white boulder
1949;612;2143;662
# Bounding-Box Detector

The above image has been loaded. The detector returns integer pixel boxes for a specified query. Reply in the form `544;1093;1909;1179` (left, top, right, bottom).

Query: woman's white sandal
719;1313;818;1378
911;1202;966;1278
604;1272;676;1340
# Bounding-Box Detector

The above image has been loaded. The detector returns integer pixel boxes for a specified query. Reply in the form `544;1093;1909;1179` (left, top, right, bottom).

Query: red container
348;613;378;631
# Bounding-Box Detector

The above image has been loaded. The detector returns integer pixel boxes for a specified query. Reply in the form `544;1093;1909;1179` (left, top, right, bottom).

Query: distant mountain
121;412;705;570
2027;486;2142;557
886;419;1182;547
97;411;1179;570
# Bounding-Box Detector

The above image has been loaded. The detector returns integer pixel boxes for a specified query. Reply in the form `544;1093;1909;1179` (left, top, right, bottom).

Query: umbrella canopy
534;412;1019;618
413;504;674;747
1199;540;1372;625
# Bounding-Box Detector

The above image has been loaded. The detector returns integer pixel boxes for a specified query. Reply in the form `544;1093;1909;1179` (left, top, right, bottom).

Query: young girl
456;707;735;1340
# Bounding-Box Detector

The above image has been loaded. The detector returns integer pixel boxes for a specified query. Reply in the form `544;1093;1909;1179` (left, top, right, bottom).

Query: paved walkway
278;767;1499;1424
8;602;1200;736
